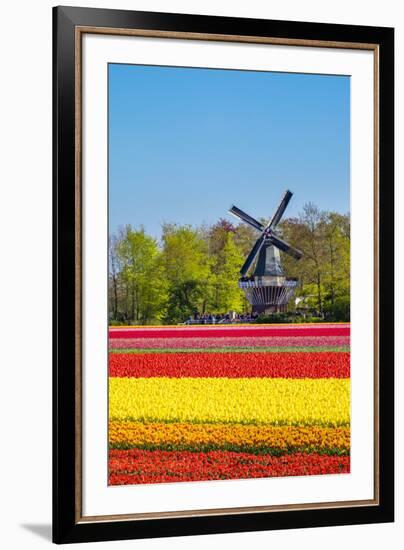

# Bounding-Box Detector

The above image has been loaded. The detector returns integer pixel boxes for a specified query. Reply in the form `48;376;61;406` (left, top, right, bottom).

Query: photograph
107;63;351;486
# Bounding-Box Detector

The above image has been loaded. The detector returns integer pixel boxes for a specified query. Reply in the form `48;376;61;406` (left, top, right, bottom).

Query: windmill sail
240;234;266;276
229;205;264;232
267;190;293;230
267;233;303;260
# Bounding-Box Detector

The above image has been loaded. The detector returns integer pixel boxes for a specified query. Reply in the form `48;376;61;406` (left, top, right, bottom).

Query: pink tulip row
109;335;350;349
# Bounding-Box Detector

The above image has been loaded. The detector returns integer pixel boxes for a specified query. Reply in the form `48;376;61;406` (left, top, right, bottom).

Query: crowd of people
184;311;260;325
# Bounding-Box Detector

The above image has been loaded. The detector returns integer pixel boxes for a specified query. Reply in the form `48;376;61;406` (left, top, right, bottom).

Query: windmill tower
229;190;303;314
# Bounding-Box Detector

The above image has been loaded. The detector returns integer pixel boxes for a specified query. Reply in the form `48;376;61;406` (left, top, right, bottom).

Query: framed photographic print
53;5;394;544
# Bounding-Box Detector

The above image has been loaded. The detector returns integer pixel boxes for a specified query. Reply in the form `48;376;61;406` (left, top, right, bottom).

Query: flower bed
109;335;350;349
109;351;350;378
108;323;350;485
109;449;350;485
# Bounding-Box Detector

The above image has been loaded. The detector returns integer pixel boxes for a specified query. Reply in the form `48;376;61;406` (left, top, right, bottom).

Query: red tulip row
109;351;350;378
109;325;350;340
108;449;350;485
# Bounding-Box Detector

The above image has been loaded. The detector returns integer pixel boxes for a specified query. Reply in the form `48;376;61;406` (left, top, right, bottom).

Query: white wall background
0;1;400;548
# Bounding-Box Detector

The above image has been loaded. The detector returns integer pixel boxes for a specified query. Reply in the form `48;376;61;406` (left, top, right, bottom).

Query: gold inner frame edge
74;26;380;524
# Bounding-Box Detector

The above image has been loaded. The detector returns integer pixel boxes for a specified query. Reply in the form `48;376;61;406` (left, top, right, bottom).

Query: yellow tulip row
109;377;350;426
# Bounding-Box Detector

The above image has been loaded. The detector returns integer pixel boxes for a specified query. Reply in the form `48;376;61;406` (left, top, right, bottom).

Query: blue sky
109;64;350;240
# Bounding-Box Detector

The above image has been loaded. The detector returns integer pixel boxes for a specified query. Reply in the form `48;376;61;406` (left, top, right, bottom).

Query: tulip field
108;323;350;485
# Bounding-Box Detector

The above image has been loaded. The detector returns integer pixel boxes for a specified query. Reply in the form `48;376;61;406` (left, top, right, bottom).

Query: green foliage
163;280;204;324
161;224;211;285
108;203;350;325
281;205;350;317
109;319;127;326
208;232;245;313
109;226;167;325
323;295;350;322
160;224;211;322
251;313;294;324
252;313;325;324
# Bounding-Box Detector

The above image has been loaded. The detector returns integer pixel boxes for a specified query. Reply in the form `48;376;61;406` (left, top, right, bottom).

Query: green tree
208;232;245;313
281;205;350;319
320;212;350;319
233;223;258;257
108;235;119;320
161;224;211;323
205;219;235;255
115;226;167;324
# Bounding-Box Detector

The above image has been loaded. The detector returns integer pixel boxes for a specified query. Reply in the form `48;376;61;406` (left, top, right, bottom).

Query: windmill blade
267;190;293;230
229;205;265;232
240;234;266;276
267;233;303;260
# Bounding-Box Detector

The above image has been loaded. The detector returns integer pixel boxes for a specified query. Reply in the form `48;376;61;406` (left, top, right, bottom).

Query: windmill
229;190;303;314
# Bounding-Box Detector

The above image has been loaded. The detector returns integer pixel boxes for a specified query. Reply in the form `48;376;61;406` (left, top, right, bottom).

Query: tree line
109;203;350;325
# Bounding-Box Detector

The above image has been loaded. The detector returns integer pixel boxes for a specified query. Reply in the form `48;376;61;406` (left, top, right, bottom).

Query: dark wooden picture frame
53;5;394;544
